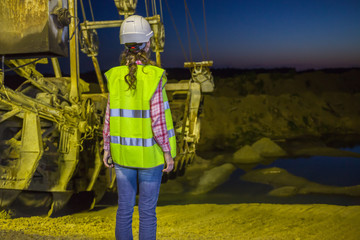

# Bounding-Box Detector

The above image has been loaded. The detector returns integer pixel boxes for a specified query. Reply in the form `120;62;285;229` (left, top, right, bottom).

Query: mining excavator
0;0;214;215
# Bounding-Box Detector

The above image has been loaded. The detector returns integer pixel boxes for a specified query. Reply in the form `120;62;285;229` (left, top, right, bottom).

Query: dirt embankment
198;69;360;151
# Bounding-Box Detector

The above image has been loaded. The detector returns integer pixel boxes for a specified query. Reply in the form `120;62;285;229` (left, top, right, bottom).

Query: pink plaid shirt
103;74;170;153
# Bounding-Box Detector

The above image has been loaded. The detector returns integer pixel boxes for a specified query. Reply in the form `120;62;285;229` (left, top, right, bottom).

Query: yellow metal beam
165;82;190;91
91;55;106;93
80;16;161;30
156;51;161;67
51;58;62;78
69;0;80;103
184;61;213;68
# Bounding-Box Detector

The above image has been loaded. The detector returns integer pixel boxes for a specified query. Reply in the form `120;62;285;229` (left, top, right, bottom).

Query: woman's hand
162;152;174;173
103;150;114;168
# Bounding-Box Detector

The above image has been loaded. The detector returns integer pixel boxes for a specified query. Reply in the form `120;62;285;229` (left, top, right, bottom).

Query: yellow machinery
0;0;213;214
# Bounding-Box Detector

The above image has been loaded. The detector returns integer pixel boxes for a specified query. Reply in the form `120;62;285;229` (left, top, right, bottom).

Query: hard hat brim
120;31;153;44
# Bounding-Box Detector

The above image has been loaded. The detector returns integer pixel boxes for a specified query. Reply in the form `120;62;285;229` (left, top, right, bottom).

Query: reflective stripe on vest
110;129;175;147
164;101;170;110
110;109;151;118
110;101;170;118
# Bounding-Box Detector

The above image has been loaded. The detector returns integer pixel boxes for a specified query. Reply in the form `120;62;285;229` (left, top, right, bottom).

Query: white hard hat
120;15;154;44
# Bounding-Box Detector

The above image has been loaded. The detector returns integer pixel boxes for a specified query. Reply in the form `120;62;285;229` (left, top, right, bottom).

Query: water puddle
158;146;360;206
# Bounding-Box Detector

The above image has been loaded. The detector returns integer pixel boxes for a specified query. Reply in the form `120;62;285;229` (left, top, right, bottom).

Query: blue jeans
115;164;164;240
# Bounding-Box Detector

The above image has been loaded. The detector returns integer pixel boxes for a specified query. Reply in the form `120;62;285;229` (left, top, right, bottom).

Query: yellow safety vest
105;65;176;168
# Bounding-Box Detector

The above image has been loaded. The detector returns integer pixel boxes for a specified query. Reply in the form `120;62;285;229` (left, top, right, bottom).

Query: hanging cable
202;0;209;59
79;0;87;21
145;0;149;17
151;0;155;16
188;8;205;60
184;0;205;60
68;16;80;41
88;0;95;21
159;0;164;22
164;0;188;62
153;0;158;15
184;0;193;62
3;58;43;73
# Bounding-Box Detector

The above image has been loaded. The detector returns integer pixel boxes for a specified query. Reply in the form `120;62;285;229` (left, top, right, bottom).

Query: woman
102;15;176;240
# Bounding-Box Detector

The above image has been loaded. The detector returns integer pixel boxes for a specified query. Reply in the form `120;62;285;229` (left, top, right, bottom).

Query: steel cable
68;16;80;42
202;0;210;59
159;0;164;22
184;0;193;62
145;0;149;17
88;0;95;21
79;0;87;21
3;58;43;73
153;0;158;15
184;0;205;60
151;0;155;16
164;0;188;62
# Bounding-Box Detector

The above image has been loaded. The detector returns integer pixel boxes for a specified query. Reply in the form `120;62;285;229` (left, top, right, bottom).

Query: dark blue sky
72;0;360;72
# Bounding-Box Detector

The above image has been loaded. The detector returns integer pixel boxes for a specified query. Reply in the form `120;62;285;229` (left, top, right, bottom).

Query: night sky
67;0;360;73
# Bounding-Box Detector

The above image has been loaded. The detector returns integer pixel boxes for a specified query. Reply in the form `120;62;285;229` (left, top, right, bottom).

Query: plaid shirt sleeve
151;77;171;152
103;97;110;151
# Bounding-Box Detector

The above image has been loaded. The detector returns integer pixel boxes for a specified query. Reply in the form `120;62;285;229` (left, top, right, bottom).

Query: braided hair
120;42;156;90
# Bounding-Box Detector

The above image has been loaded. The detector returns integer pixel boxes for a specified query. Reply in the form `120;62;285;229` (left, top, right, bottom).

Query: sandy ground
1;203;360;239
